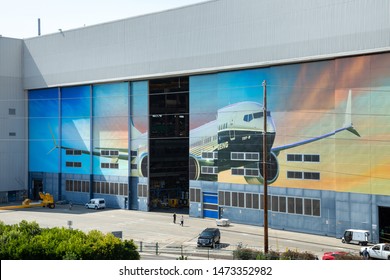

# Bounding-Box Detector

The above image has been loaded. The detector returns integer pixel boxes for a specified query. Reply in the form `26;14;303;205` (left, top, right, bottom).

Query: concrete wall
23;0;390;89
0;37;26;193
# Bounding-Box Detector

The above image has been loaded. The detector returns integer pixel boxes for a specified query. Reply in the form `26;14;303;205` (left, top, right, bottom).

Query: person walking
180;215;184;227
173;212;177;224
362;248;369;260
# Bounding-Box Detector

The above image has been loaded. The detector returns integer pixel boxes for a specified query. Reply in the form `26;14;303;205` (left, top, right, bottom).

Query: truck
360;243;390;260
341;229;370;245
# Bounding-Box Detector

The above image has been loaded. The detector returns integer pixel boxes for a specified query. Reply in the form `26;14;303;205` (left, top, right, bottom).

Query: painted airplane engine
244;152;279;184
189;154;218;181
138;153;148;177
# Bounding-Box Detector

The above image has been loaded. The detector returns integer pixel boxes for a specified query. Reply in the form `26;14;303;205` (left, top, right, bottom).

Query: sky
0;0;208;39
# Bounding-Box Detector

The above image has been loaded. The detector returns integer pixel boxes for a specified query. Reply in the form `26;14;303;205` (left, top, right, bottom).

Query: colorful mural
190;54;390;196
28;53;390;196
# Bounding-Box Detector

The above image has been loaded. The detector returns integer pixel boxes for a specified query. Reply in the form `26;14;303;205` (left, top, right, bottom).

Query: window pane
288;197;295;213
272;196;279;212
252;194;259;209
304;199;312;215
246;193;252;208
219;191;225;206
296;198;303;214
313;199;321;216
238;193;245;208
279;196;286;213
225;192;231;206
232;192;238;207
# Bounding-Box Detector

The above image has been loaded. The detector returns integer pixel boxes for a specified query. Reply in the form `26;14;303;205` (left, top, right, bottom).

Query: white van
342;229;370;245
85;198;106;210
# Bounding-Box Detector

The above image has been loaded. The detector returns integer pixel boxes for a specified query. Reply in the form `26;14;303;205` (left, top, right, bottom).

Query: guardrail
134;241;272;260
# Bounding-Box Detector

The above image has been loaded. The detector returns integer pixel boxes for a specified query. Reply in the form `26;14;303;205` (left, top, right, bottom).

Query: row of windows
202;151;218;160
231;152;259;161
66;161;82;167
65;180;90;193
101;163;119;169
93;181;128;196
287;171;320;180
65;162;121;169
231;167;259;177
201;166;218;175
65;179;129;196
287;154;320;162
66;149;82;155
101;150;119;156
219;191;321;217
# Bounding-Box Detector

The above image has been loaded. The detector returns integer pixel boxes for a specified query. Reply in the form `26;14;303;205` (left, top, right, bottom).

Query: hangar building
1;0;390;243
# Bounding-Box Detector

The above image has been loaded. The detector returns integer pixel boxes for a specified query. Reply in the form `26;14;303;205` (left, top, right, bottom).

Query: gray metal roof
22;0;390;89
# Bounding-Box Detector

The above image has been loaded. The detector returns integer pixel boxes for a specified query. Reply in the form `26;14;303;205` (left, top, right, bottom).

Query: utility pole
262;80;269;254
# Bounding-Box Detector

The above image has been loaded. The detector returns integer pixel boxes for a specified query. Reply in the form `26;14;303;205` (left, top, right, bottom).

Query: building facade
1;0;390;243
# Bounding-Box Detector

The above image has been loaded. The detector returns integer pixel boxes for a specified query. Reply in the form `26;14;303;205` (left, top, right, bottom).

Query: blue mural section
29;88;60;173
92;83;129;177
61;86;91;174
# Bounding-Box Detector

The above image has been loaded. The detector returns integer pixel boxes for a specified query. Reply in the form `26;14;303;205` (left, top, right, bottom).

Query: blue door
203;192;218;219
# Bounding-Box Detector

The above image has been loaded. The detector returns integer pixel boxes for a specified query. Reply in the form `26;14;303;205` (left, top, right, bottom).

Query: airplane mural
189;90;360;184
48;90;359;186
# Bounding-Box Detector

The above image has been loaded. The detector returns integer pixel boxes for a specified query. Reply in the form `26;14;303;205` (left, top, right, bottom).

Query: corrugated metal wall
0;37;26;192
23;0;390;89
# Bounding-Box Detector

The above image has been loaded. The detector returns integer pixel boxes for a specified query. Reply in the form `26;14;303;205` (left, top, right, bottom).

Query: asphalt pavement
0;204;363;260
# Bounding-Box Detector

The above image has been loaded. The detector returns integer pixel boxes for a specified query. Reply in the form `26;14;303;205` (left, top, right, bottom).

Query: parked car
85;198;106;210
360;243;390;260
322;251;348;260
197;228;221;248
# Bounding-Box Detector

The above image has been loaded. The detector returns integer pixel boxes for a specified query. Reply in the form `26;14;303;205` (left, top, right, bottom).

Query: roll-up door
203;192;218;218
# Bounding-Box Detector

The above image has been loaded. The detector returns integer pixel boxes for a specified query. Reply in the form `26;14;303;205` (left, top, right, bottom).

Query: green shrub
0;220;139;260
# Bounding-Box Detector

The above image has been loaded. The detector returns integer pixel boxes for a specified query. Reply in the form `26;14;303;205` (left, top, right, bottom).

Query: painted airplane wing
271;90;360;156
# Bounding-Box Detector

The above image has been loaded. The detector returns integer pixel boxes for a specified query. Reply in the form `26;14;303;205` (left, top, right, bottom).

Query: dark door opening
378;206;390;243
32;179;43;200
149;77;189;212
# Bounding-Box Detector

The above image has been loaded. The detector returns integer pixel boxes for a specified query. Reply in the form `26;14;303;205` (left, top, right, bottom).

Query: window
304;154;320;162
287;197;295;213
287;171;303;179
66;161;82;168
296;198;303;214
231;168;245;176
313;199;320;216
231;152;259;161
8;108;16;115
304;172;320;180
238;193;245;208
287;154;302;162
231;192;238;207
219;191;225;206
202;152;217;159
304;199;312;215
201;166;218;175
272;196;279;212
190;188;201;203
9;132;16;137
224;192;231;206
101;163;119;169
246;193;252;208
279;196;286;213
252;194;259;209
245;168;259;177
231;152;245;160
